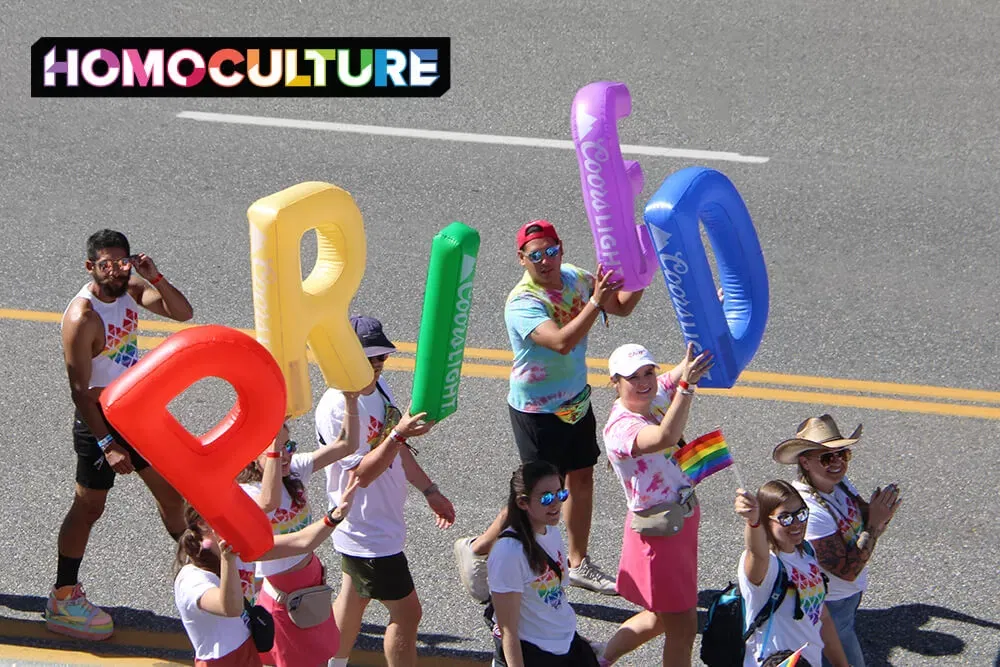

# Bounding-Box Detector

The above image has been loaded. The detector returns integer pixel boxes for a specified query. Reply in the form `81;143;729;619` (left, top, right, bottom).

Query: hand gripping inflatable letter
643;167;769;388
571;81;656;292
100;325;286;561
410;222;481;422
248;182;373;417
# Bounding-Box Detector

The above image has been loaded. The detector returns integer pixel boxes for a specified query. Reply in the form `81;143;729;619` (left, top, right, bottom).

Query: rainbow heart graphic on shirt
104;307;138;367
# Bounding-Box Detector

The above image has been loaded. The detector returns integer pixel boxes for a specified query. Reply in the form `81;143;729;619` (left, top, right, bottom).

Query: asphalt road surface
2;1;999;665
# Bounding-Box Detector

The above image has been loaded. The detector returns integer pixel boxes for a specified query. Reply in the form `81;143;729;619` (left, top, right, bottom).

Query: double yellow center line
5;307;999;420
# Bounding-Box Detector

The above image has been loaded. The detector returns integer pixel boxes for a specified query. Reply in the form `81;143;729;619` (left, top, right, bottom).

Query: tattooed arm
810;529;881;582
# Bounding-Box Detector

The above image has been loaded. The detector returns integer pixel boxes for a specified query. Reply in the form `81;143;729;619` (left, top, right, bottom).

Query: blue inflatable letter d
644;167;769;388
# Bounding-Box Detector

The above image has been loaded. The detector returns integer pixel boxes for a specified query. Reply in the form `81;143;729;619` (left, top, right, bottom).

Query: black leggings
493;632;599;667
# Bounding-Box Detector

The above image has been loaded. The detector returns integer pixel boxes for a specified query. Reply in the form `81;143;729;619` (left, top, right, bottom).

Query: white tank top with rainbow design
63;284;141;389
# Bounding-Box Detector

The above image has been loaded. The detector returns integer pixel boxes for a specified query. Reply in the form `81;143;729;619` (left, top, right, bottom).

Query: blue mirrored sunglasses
524;245;561;264
539;488;570;506
282;440;298;454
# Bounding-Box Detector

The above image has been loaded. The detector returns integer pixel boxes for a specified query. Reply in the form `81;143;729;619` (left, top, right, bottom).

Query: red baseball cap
516;219;560;249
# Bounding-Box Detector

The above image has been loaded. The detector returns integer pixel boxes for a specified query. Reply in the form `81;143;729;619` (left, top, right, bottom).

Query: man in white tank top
48;229;194;641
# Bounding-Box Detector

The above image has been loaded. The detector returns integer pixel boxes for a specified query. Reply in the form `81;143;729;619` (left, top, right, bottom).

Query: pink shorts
257;554;339;667
616;505;700;613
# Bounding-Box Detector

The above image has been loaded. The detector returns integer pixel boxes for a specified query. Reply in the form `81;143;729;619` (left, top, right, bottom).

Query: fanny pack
630;487;698;537
553;385;592;424
242;597;274;652
262;575;333;629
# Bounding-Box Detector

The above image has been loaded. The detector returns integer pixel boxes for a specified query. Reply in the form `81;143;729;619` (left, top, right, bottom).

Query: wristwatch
324;507;345;528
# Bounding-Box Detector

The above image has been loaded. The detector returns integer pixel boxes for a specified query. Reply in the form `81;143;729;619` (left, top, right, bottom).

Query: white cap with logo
608;343;659;378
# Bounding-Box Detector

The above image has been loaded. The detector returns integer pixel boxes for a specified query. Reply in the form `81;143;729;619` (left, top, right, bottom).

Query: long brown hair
757;480;807;553
173;504;220;578
235;422;306;504
503;461;562;576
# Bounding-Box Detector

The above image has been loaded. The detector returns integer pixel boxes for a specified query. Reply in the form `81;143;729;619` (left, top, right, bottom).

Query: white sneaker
568;555;618;595
454;537;490;603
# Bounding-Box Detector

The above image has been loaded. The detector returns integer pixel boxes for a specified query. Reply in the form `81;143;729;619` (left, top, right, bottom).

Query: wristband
678;387;696;396
323;508;344;528
389;429;407;444
264;451;281;459
748;518;761;528
423;483;440;498
589;297;602;310
678;380;690;390
97;435;114;452
150;273;164;285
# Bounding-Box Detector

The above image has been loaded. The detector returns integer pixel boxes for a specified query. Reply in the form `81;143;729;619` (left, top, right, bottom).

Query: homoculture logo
31;37;450;97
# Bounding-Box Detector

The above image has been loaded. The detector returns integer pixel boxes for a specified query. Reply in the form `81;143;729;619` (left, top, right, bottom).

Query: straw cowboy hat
772;414;863;464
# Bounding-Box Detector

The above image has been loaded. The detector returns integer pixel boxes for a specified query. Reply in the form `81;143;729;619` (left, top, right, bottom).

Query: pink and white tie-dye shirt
603;373;694;512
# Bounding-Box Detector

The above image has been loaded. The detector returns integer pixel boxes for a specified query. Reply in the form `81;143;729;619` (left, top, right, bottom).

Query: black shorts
72;408;150;490
508;404;600;474
340;551;415;601
493;632;599;667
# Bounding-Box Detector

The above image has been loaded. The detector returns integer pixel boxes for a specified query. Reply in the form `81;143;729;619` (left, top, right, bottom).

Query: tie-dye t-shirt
738;548;827;667
239;453;314;577
603;373;694;512
794;479;869;600
486;525;576;655
505;264;595;413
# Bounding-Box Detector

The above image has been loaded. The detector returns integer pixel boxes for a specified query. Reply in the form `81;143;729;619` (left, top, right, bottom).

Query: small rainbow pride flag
674;429;734;485
776;645;806;667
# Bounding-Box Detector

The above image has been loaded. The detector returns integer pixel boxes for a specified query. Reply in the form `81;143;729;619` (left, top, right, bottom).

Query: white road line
176;111;770;164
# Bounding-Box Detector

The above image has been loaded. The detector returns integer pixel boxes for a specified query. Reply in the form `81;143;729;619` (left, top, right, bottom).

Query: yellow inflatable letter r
248;182;373;417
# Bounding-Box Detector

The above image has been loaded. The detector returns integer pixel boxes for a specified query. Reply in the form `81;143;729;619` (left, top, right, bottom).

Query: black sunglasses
770;507;809;527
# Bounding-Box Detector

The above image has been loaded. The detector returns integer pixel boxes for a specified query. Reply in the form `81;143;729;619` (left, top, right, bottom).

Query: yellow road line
0;617;482;666
5;307;1000;419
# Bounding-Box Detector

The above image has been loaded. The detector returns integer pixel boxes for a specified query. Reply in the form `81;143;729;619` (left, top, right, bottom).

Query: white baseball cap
608;344;659;378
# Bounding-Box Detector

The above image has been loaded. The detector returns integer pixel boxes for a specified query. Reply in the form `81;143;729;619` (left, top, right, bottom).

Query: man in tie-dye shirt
52;230;193;641
455;220;643;599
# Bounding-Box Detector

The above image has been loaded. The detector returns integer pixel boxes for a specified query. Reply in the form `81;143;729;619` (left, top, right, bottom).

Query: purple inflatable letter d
571;81;656;292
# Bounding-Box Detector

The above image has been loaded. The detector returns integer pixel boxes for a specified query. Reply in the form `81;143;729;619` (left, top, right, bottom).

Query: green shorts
340;551;415;601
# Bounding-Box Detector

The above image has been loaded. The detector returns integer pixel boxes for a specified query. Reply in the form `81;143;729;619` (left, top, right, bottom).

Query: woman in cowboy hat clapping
772;414;902;667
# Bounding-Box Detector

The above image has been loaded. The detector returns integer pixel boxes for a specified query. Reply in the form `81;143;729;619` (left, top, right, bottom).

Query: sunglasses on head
539;488;569;506
817;448;852;466
770;507;809;527
522;245;561;264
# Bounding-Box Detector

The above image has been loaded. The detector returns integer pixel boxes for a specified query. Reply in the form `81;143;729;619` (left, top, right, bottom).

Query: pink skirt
257;554;339;667
617;505;700;613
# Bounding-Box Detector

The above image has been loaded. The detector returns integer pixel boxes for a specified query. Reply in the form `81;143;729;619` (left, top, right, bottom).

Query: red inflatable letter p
100;325;286;561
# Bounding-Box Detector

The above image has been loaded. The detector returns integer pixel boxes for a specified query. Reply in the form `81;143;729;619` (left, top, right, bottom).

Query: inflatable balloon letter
100;325;286;561
248;182;373;417
571;81;656;292
644;167;769;388
410;222;481;422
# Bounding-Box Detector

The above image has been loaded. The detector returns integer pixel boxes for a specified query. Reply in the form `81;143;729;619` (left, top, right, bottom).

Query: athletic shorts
340;551;415;601
508;404;600;474
73;408;150;490
492;632;599;667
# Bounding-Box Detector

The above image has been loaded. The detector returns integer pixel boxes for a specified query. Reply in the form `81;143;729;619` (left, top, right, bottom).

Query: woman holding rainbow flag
596;342;715;667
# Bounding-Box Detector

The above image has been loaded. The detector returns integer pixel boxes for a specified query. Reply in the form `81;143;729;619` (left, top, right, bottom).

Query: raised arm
260;477;361;560
195;542;244;618
632;343;713;455
810;485;899;581
528;265;622;355
735;488;771;586
354;411;433;487
310;393;362;473
128;253;193;322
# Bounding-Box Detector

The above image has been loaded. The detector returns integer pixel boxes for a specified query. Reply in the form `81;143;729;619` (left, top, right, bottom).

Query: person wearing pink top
598;343;713;667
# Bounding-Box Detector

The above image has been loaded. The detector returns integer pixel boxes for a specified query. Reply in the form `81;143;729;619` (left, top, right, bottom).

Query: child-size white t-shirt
315;381;408;558
240;453;314;577
174;564;252;661
738;548;827;667
793;479;869;601
487;526;577;656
